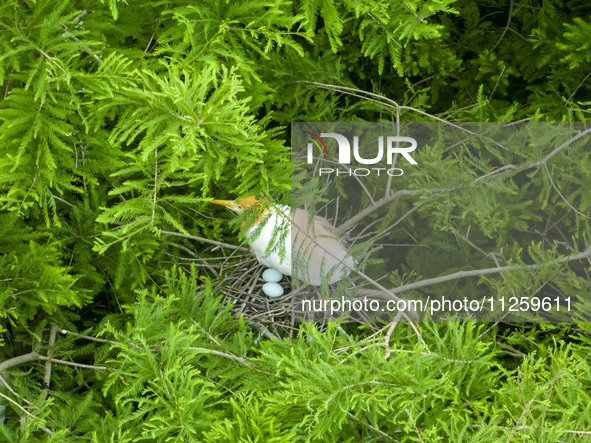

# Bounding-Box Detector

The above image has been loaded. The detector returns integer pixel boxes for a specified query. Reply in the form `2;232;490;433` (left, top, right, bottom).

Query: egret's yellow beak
210;199;243;213
210;199;234;207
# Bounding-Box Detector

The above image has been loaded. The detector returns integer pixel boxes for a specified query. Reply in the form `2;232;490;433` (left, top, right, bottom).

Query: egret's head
210;196;263;215
210;196;269;232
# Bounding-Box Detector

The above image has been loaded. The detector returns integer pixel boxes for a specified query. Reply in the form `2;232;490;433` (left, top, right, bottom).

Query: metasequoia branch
42;325;59;400
333;121;591;233
59;328;264;372
298;80;591;172
0;392;53;435
0;353;39;373
160;230;249;251
0;352;107;373
526;126;591;168
336;189;420;234
185;347;253;367
360;244;591;298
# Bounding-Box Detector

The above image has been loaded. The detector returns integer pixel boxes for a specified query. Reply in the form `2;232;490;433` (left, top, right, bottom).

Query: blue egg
262;282;284;298
262;268;283;283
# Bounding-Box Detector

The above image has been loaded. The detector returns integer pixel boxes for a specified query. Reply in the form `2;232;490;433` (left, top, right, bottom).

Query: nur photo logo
305;131;418;177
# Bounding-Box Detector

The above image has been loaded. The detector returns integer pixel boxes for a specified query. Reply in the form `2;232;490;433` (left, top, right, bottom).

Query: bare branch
405;408;425;443
52;194;74;208
543;163;591;220
160;230;249;251
42;325;59;398
0;392;53;435
490;0;514;53
152;148;158;225
0;350;107;372
526;127;591;168
185;347;253;367
0;375;34;407
472;423;591;436
360;243;591;298
247;322;280;340
0;353;39;373
347;411;400;442
37;356;107;371
36;48;67;75
506;391;536;443
59;329;119;345
336;189;420;234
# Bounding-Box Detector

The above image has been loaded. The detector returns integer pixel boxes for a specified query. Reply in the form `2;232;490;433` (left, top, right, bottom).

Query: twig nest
262;282;284;298
262;268;283;283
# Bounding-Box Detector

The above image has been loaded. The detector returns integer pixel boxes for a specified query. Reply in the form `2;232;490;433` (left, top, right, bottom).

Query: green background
1;0;591;441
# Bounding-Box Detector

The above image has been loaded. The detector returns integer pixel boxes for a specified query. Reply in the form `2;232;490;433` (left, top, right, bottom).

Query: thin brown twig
160;230;249;251
37;356;107;370
540;370;564;424
42;325;59;400
506;392;536;443
247;322;280;340
527;127;591;168
152;148;158;225
385;112;400;197
336;189;420;234
347;411;400;442
184;346;279;378
185;347;253;367
543;163;591;220
0;375;34;407
490;0;514;53
472;423;591;436
569;70;591;101
52;194;74;208
296;81;514;154
0;392;53;434
59;329;119;345
405;409;424;443
360;243;591;297
36;48;67;75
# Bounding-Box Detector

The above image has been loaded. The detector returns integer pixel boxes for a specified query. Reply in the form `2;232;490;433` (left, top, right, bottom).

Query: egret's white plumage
211;197;354;286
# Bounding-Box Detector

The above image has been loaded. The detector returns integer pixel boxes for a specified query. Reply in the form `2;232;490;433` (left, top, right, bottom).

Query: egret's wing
291;208;354;286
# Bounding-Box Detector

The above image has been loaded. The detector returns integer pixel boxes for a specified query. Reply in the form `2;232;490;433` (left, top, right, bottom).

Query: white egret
210;196;354;286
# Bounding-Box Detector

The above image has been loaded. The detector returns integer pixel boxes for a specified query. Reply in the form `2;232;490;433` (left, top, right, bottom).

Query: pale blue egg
262;282;284;298
262;268;283;283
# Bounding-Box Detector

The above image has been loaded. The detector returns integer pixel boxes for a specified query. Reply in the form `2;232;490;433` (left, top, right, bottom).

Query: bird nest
186;244;391;338
189;248;312;337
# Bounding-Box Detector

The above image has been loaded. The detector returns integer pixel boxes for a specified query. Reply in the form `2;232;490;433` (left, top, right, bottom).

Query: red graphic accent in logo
304;131;329;155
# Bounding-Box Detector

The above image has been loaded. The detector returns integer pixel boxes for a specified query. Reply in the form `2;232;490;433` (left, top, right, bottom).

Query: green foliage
4;271;591;441
1;0;591;441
